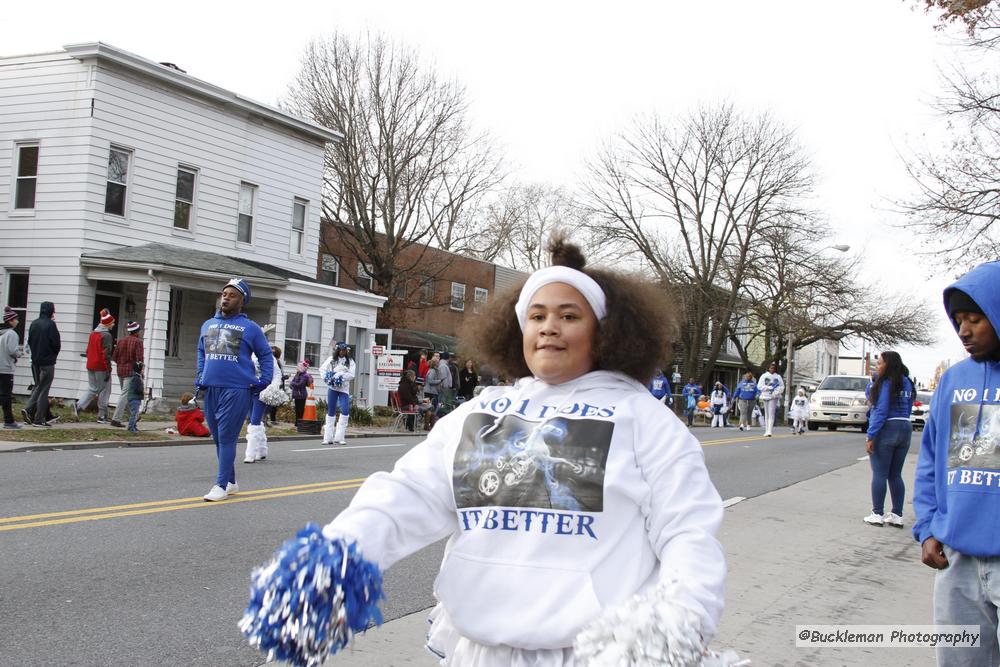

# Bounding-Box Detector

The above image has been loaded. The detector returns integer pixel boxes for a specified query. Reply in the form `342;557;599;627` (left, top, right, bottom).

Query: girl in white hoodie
244;235;727;666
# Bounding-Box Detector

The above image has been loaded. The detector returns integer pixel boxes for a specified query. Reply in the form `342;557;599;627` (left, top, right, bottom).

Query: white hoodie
757;371;784;401
323;370;725;657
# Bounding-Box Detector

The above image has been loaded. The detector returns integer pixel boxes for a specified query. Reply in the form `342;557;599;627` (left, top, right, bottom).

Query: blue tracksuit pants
204;387;252;488
249;397;267;425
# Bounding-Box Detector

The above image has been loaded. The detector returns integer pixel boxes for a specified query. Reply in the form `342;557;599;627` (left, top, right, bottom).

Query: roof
80;243;312;286
61;42;341;145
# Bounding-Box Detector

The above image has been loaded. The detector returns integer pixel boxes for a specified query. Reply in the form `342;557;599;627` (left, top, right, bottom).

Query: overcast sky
2;0;976;384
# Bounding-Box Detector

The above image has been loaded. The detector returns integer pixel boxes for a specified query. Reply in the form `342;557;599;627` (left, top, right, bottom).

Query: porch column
143;274;170;400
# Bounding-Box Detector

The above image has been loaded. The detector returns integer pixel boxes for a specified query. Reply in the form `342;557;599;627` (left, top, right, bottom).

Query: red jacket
175;405;210;437
85;329;113;372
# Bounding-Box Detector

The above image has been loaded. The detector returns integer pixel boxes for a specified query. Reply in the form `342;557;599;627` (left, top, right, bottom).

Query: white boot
334;413;349;445
322;415;336;445
245;424;265;463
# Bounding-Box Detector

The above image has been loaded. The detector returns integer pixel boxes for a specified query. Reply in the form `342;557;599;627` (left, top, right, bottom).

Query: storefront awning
392;328;461;353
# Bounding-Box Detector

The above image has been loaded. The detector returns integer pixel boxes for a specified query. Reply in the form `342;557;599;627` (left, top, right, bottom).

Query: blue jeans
326;389;350;417
935;545;1000;666
868;419;912;515
203;387;252;488
126;399;141;431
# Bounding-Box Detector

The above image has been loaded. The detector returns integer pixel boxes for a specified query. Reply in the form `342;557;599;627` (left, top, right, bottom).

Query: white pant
762;398;779;435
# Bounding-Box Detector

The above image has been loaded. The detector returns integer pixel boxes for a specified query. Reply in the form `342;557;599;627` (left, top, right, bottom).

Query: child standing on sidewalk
125;362;144;433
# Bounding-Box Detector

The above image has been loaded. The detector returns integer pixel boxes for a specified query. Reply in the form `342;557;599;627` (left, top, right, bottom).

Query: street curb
0;431;423;454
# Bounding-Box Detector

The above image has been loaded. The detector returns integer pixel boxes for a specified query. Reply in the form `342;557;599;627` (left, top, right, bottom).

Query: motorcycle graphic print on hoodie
948;403;1000;473
453;412;614;512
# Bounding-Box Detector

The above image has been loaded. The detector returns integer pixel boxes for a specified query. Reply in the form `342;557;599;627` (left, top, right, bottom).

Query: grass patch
0;428;169;443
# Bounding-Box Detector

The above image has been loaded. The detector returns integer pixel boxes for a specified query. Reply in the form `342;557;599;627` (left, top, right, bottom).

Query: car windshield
915;392;933;405
817;376;869;392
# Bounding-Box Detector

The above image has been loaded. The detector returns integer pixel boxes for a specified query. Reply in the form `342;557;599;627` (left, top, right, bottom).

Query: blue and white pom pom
324;370;335;385
259;384;290;407
573;580;749;667
239;524;384;667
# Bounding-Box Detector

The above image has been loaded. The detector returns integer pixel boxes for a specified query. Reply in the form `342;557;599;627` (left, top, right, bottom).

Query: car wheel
807;421;819;431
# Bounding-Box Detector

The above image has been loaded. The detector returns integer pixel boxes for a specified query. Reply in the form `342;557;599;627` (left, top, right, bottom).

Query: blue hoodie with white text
196;312;273;390
913;261;1000;556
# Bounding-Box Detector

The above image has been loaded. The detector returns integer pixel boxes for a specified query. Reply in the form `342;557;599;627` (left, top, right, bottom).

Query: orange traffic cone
302;383;317;421
297;384;321;435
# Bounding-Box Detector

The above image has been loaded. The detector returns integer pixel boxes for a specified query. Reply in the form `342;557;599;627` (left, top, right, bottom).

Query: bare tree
729;224;935;378
899;5;1000;269
285;32;503;326
580;104;814;385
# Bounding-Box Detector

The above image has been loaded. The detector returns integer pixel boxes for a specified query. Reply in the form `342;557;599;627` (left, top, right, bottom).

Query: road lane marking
293;443;415;453
700;433;799;446
0;478;367;525
723;496;746;507
0;481;364;532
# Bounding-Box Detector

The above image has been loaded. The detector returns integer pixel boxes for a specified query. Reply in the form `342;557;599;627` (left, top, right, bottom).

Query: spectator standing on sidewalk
196;278;272;502
289;360;312;421
914;261;1000;667
110;320;143;427
757;362;785;437
23;301;60;427
457;358;479;401
1;306;22;429
862;350;914;528
397;368;420;432
72;308;115;424
735;372;759;431
124;361;145;433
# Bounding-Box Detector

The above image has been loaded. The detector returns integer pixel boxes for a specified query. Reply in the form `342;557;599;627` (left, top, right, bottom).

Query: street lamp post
783;244;850;423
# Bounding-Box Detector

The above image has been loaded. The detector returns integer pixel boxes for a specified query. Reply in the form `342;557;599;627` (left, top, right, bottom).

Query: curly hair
462;234;679;384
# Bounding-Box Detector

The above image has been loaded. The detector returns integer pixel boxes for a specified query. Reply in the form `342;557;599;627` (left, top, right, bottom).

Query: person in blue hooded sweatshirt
862;350;913;528
196;278;273;502
913;260;1000;667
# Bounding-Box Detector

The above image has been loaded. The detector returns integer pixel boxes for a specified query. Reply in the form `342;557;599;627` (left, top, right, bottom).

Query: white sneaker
863;511;884;526
226;482;239;495
336;440;347;445
243;455;255;463
883;512;904;528
203;485;228;502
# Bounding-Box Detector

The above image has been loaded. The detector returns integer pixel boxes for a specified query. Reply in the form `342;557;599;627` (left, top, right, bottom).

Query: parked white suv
808;375;871;432
910;391;933;430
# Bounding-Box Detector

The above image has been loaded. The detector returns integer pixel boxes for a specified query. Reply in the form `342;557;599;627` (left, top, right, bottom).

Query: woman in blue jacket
863;350;914;528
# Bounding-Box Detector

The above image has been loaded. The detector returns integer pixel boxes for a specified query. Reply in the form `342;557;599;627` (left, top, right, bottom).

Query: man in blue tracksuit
196;278;272;502
913;260;1000;666
681;378;702;427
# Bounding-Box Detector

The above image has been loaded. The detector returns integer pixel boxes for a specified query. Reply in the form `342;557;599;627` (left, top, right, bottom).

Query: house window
105;146;132;216
333;319;347;345
166;287;184;357
357;263;373;291
284;311;303;365
173;167;197;229
237;182;256;243
304;315;322;367
392;277;407;299
5;271;29;342
420;277;434;304
473;287;488;313
319;254;340;286
14;143;39;210
451;282;466;311
290;199;307;254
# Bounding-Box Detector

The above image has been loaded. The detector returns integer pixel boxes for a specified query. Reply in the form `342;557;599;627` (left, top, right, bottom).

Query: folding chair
390;391;419;432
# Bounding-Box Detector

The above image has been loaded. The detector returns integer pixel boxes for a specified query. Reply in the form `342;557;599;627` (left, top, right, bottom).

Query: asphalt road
0;425;885;666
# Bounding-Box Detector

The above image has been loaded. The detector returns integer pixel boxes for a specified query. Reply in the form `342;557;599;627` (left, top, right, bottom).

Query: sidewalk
327;456;934;666
0;419;417;453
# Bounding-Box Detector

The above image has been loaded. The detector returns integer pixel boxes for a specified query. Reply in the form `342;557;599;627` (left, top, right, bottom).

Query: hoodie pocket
434;551;602;650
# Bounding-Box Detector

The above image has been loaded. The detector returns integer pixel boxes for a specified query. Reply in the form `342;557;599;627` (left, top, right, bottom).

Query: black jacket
27;302;61;366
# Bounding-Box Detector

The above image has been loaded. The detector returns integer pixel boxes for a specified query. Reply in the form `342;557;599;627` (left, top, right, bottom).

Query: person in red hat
110;320;144;427
72;308;115;423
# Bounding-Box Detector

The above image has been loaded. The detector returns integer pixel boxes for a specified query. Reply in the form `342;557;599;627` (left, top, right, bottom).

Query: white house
0;42;386;411
790;339;842;390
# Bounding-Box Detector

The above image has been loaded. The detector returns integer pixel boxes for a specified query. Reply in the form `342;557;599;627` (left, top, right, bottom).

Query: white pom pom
259;385;290;407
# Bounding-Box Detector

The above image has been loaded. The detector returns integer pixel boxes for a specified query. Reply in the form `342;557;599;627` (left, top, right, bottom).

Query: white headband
514;266;607;330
